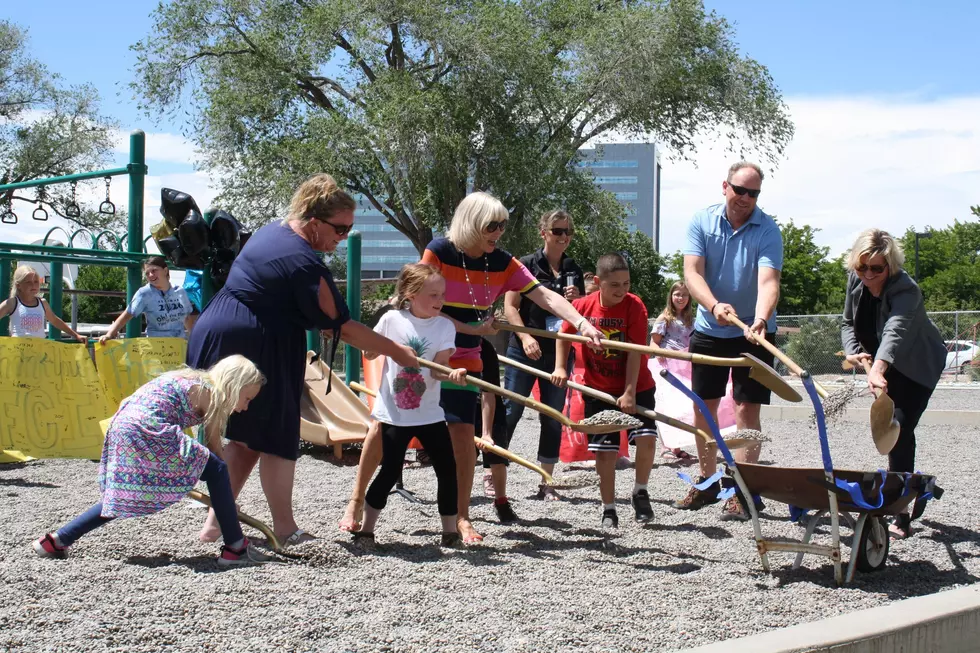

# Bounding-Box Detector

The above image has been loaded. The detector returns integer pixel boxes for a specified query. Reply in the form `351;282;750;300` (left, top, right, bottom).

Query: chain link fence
776;311;980;383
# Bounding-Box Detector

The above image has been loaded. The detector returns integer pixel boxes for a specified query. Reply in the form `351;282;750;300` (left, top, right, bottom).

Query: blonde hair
395;263;442;309
658;281;692;327
447;191;508;252
170;355;266;443
10;265;40;297
538;209;574;233
283;173;356;227
846;228;905;277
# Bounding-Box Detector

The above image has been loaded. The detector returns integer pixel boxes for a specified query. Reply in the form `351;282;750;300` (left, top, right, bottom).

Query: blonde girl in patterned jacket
0;265;86;341
33;355;271;566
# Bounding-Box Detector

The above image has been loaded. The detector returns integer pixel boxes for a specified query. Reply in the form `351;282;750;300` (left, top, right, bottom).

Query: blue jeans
502;343;571;465
57;452;243;547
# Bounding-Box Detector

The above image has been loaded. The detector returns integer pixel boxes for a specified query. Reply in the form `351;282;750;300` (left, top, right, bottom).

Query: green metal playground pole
0;261;9;336
125;131;146;339
345;231;362;386
47;262;64;340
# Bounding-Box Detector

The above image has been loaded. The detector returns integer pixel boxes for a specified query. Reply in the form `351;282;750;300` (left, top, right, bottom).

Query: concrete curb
761;406;980;425
674;585;980;653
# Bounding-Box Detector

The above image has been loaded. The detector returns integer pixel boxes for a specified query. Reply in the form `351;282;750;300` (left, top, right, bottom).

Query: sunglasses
550;227;573;237
319;220;353;236
856;263;887;275
729;184;761;199
484;220;508;233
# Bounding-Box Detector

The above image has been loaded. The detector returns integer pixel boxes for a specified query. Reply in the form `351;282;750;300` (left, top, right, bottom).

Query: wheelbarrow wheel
856;516;890;572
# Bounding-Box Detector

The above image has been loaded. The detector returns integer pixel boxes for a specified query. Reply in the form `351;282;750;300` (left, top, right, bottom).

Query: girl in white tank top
0;265;87;342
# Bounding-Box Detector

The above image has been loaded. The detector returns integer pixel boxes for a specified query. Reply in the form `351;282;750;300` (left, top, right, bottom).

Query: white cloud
112;129;199;165
648;94;980;257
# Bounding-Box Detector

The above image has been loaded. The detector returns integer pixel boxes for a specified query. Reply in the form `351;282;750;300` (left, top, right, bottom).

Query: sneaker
483;471;495;498
601;509;619;530
494;499;519;524
217;538;275;566
719;493;765;522
671;479;720;511
440;532;462;547
631;490;654;523
32;534;67;559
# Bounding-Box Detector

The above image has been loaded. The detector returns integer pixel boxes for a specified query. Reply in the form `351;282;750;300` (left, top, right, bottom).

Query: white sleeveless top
9;297;47;338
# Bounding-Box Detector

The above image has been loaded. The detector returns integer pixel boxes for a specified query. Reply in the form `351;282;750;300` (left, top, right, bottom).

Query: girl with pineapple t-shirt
359;264;469;547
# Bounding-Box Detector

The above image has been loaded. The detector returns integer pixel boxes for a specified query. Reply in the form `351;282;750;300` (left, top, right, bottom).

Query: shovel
349;380;554;485
497;354;760;451
416;358;626;435
721;312;831;399
493;321;801;403
860;360;901;455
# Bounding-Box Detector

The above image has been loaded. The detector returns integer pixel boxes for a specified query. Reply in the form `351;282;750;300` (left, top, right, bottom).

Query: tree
776;219;847;316
133;0;793;254
62;265;126;325
0;21;123;232
900;209;980;310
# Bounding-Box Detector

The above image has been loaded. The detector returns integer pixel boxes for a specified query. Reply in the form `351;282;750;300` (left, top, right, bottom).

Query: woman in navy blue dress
188;174;417;545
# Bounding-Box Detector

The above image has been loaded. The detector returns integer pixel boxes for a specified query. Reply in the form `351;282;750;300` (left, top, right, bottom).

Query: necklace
459;248;492;322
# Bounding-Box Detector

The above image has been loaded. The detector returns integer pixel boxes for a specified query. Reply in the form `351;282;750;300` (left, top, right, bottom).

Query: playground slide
300;352;371;456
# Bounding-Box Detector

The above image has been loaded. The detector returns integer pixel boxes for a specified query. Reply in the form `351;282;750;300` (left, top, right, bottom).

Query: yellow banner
94;338;188;413
0;338;111;460
0;337;189;461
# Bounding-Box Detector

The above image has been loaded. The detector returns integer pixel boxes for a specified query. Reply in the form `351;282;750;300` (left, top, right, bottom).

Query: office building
576;142;661;250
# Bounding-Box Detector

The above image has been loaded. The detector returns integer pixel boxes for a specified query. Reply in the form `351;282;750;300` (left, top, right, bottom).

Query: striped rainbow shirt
421;237;539;375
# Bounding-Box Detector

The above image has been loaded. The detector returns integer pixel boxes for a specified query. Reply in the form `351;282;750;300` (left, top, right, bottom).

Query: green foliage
62;266;126;325
132;0;792;252
0;20;123;231
776;219;847;315
900;209;980;310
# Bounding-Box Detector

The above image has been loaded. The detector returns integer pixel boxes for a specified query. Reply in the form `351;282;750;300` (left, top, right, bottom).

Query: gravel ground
772;382;980;412
2;411;978;653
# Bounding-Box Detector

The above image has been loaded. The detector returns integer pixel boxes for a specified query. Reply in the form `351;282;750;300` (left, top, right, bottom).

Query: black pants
365;422;458;516
885;368;934;474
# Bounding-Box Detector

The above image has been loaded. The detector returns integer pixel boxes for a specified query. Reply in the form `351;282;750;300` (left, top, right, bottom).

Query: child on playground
551;253;657;530
651;281;696;464
358;263;469;547
99;256;194;342
33;354;271;566
0;265;86;342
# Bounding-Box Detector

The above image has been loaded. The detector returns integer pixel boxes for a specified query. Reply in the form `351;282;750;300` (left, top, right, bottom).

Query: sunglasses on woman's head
856;263;887;275
319;219;353;236
729;183;761;199
484;220;508;233
550;227;573;237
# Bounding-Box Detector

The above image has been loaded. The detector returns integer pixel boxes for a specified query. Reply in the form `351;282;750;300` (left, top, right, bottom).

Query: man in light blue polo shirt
673;161;783;521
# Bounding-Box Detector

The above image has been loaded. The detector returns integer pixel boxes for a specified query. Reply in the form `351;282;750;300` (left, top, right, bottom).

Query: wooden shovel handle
860;359;885;399
722;311;829;399
494;321;754;368
415;358;568;425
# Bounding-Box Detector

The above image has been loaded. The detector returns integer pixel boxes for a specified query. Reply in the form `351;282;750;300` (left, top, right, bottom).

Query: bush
782;316;844;375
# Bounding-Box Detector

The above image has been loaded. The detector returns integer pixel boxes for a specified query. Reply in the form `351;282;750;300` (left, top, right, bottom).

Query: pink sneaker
217;537;275;567
32;534;68;559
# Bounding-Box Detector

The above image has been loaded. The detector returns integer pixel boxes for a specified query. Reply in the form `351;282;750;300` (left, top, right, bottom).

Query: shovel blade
741;352;802;402
870;393;900;455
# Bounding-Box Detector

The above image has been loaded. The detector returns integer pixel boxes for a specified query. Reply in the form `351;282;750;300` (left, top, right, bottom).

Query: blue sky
6;1;980;257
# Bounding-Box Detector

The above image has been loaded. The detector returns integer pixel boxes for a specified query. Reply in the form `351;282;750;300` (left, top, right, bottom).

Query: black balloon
177;210;210;256
160;188;200;231
157;235;182;260
209;248;237;286
170;245;208;270
209;210;243;255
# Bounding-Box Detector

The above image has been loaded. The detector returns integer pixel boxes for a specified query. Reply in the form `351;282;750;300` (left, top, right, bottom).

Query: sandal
283;528;316;547
534;484;562;501
457;518;484;544
661;448;696;465
889;514;911;540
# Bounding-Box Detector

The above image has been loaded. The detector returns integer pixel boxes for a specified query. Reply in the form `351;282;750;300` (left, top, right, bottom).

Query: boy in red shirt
551;253;657;529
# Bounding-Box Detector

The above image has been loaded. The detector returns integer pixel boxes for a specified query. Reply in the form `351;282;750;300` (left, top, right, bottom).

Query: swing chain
64;180;81;219
1;193;16;225
98;176;115;216
33;186;49;221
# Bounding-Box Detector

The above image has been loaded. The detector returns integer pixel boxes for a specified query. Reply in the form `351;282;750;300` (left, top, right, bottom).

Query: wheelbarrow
660;370;943;586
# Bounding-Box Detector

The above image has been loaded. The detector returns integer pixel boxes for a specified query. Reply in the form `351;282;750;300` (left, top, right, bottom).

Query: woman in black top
498;210;585;510
840;228;946;539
